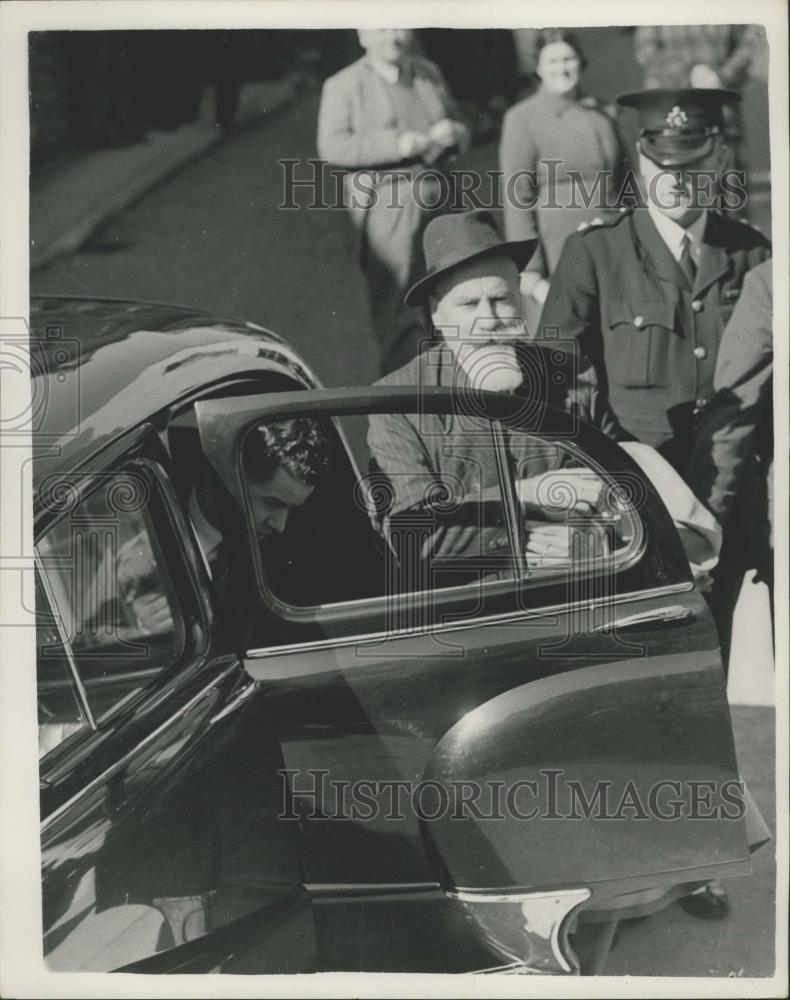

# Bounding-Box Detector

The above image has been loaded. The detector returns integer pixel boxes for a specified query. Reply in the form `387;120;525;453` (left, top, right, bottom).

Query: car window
36;469;183;723
237;409;643;613
35;574;91;758
504;428;642;580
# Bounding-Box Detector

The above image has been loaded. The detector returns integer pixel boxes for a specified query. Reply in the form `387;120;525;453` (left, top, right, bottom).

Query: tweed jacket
317;54;462;219
366;341;626;562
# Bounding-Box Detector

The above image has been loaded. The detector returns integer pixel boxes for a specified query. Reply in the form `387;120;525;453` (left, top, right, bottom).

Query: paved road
32;92;378;388
30;92;777;979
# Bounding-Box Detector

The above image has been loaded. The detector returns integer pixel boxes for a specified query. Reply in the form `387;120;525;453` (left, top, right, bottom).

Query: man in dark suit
539;88;770;473
686;259;773;529
317;29;469;375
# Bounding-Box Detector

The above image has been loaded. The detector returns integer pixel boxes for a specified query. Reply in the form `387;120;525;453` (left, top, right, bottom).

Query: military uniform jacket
539;207;770;465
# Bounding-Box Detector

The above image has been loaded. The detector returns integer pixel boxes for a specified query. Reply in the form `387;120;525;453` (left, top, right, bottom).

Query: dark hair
535;29;587;70
243;417;333;486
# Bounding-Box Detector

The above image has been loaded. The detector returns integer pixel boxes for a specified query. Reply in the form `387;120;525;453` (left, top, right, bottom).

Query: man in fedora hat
367;209;720;573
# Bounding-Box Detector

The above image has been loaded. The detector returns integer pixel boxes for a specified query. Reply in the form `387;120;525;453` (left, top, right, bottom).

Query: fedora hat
404;210;538;306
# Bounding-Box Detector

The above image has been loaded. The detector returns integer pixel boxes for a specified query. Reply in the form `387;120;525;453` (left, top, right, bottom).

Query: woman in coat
499;29;625;330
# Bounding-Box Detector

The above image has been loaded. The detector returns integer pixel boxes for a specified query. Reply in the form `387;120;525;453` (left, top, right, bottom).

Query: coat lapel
631;209;689;293
693;213;732;297
412;61;444;121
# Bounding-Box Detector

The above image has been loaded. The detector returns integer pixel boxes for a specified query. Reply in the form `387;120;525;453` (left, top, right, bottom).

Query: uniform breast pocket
604;299;677;389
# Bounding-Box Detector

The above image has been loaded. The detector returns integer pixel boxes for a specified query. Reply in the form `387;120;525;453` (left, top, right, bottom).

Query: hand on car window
128;591;174;635
525;523;574;566
117;530;173;635
517;468;607;520
525;520;611;568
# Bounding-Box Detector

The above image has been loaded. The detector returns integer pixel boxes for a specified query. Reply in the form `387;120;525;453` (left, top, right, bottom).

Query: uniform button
691;300;703;313
693;346;707;360
695;398;708;411
633;315;644;328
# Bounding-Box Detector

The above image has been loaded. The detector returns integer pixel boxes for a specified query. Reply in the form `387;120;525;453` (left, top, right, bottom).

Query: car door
194;386;754;968
36;425;314;974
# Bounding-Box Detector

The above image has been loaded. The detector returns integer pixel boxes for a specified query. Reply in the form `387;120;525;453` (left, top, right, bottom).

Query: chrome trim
448;886;592;975
209;678;258;724
34;552;96;731
305;881;440;894
492;421;527;579
245;581;694;660
475;961;536;974
240;399;648;622
40;661;239;831
590;603;694;633
260;493;647;623
306;881;442;902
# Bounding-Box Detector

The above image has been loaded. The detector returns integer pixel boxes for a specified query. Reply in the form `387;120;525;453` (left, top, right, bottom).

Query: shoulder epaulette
576;210;630;234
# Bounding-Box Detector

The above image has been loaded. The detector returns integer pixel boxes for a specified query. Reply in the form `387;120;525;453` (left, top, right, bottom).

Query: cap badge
665;106;689;130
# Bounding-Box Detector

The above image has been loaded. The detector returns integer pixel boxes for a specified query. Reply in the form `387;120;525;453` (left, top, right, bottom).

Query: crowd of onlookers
30;26;767;157
315;23;773;667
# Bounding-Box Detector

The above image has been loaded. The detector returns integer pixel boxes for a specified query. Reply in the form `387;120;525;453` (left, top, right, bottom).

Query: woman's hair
535;29;587;71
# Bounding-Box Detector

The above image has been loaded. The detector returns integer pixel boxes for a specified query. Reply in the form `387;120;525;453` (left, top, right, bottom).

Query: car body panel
29;296;317;491
41;655;313;972
425;630;749;896
196;387;749;905
31;297;758;974
34;375;313;973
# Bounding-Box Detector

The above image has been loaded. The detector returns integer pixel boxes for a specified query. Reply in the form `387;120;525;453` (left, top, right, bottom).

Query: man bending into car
116;418;333;635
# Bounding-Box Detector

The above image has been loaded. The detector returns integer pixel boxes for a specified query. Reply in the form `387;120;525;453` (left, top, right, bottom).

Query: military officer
539;88;771;473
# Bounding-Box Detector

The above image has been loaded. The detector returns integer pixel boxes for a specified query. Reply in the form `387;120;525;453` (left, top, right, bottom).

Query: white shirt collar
647;204;707;263
366;56;401;85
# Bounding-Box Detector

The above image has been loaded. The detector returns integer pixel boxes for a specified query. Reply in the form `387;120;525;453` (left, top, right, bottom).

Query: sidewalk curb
30;77;300;271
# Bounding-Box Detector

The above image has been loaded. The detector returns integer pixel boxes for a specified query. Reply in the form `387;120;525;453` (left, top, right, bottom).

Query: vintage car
32;296;764;975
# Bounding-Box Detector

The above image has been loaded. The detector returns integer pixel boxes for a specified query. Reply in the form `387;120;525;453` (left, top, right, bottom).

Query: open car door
194;385;760;974
36;425;314;974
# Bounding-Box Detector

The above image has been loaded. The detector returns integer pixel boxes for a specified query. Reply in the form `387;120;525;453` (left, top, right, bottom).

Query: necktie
679;232;697;286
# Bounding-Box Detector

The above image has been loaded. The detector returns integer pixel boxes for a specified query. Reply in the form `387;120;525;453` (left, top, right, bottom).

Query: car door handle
209;680;259;725
591;604;695;634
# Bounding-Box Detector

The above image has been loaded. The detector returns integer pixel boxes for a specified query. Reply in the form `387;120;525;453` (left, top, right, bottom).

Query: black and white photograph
0;1;787;995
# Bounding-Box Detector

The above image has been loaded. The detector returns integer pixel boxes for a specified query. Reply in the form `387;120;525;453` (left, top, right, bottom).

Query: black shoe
677;881;731;920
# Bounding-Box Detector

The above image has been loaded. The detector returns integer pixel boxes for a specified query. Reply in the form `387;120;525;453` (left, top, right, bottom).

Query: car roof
29;296;319;493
